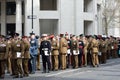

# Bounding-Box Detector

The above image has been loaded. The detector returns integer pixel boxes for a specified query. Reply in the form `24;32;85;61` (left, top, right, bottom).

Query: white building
0;0;100;36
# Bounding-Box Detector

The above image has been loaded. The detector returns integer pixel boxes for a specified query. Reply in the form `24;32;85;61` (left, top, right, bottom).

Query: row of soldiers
0;33;119;79
39;33;120;73
0;33;34;79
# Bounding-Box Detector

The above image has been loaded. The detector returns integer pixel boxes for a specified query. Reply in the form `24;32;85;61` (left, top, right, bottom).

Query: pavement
2;58;120;80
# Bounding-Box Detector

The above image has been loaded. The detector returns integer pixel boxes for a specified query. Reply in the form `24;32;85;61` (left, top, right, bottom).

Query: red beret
49;35;54;39
22;36;28;38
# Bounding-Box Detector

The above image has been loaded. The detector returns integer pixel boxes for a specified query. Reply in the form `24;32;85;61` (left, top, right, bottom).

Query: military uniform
100;39;107;63
83;38;88;66
11;39;24;78
6;39;12;74
66;38;71;68
78;39;84;67
106;38;111;59
87;37;92;65
71;39;79;68
0;40;9;78
29;36;39;74
11;39;17;76
98;39;102;63
40;39;51;73
37;39;41;70
59;37;68;70
114;39;118;58
110;39;115;58
37;49;41;70
51;39;59;71
91;38;99;67
22;38;30;77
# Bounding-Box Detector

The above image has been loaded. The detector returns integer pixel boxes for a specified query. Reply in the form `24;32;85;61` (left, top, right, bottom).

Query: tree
102;0;120;36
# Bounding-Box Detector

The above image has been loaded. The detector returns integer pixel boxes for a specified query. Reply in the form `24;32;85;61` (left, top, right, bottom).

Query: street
3;58;120;80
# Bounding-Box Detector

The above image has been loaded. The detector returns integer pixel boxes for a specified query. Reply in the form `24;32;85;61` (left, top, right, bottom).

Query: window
40;0;57;10
6;1;24;15
6;2;16;15
84;0;93;12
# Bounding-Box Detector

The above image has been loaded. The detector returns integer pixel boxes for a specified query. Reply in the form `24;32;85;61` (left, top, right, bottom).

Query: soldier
83;36;88;67
11;38;17;76
40;34;51;73
71;35;79;69
6;35;12;74
90;35;99;67
59;34;68;70
11;33;24;78
98;36;102;64
65;33;71;68
114;38;119;58
29;33;38;74
6;35;12;73
0;35;9;79
106;37;111;59
51;36;59;71
36;35;41;70
87;35;93;65
110;36;115;58
100;37;107;64
77;34;84;67
22;36;30;77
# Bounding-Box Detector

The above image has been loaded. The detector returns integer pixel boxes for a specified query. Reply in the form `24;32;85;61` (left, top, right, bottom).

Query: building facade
0;0;101;36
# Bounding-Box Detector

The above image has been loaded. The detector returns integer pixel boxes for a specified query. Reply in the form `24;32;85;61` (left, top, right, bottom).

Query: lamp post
31;0;33;33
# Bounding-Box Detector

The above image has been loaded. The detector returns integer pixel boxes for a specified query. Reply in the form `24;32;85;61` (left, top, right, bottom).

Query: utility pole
31;0;33;33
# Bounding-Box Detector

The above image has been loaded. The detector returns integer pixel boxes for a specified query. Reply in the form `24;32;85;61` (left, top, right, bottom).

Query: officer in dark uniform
0;35;9;79
78;34;84;67
40;34;51;73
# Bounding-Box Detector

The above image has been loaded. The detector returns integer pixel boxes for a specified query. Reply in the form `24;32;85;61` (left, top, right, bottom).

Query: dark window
6;23;24;36
6;2;16;15
6;1;24;15
6;24;16;35
40;0;57;10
